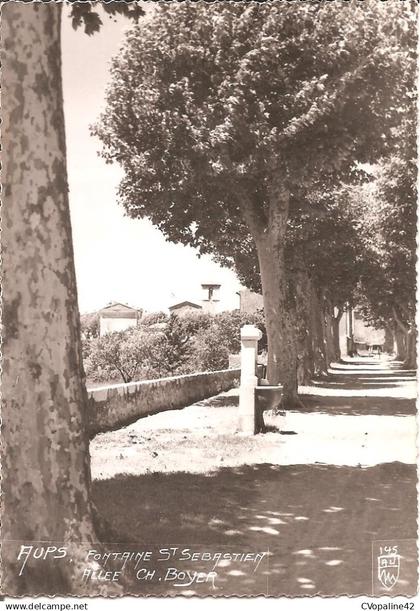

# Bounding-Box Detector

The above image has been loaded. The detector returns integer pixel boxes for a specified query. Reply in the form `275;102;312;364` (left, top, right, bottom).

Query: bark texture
239;182;299;406
2;4;113;595
322;294;335;366
310;285;328;377
384;326;394;354
332;310;342;362
257;241;298;404
294;270;314;385
394;329;407;361
404;327;417;369
253;185;298;406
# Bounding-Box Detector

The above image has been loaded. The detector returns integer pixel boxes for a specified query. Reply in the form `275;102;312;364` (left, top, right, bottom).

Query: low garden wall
87;368;240;437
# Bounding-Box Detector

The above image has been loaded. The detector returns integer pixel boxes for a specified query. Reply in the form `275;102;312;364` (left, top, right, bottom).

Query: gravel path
91;358;416;478
90;357;417;596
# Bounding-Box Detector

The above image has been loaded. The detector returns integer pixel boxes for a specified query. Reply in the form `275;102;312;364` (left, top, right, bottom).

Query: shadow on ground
299;359;416;416
203;360;416;416
92;462;417;596
205;392;415;417
297;395;415;416
90;358;417;595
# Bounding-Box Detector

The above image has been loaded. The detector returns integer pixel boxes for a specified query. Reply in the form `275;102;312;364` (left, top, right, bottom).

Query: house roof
169;301;203;311
99;302;141;319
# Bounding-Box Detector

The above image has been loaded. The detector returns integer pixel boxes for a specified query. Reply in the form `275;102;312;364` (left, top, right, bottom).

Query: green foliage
141;311;169;326
189;309;267;372
93;3;415;385
80;311;100;340
191;327;231;373
354;162;416;329
84;328;169;384
159;313;194;375
69;2;144;36
332;104;416;333
212;183;368;314
172;311;213;337
288;185;367;308
93;2;415;256
84;309;267;383
214;309;266;353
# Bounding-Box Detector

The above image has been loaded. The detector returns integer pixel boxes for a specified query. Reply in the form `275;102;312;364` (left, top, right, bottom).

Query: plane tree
94;2;415;405
219;186;368;379
2;1;142;595
286;189;363;375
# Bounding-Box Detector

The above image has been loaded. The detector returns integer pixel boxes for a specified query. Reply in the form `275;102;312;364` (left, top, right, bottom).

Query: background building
339;306;386;355
238;288;264;314
169;282;228;316
168;301;203;317
99;302;142;336
201;282;221;314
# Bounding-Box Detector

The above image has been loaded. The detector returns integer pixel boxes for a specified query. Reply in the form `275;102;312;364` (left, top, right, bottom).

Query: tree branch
237;189;267;239
277;57;375;148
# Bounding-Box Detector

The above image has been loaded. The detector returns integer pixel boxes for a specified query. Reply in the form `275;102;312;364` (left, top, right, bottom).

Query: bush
213;309;267;354
80;312;100;340
141;311;168;326
83;309;267;383
191;325;230;372
84;328;169;384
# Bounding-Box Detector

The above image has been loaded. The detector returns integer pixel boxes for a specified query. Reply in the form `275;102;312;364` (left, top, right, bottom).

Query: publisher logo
377;545;400;590
372;539;417;596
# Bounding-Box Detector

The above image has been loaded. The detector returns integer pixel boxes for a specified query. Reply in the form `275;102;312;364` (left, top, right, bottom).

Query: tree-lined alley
94;2;417;405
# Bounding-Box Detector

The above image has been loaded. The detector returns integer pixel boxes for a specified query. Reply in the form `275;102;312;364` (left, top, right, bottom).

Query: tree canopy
94;2;416;398
84;309;266;384
353;120;417;336
69;1;144;35
94;2;414;245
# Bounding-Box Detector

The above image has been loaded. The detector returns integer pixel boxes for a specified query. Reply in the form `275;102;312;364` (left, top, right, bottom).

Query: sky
61;6;241;315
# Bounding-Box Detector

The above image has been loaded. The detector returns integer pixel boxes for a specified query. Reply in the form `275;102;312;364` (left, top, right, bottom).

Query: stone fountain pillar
238;324;262;434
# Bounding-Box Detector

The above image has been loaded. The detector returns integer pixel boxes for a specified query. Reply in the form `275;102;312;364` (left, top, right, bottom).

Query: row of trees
83;310;266;384
353;118;417;367
94;2;417;405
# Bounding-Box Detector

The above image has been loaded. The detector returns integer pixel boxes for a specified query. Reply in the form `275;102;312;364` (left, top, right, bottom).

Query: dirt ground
90;357;417;596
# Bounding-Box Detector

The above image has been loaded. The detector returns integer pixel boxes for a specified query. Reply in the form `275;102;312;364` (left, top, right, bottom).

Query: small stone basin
255;383;283;411
254;382;283;433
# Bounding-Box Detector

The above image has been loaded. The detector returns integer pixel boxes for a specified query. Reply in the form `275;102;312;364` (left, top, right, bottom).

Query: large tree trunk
384;325;394;354
332;309;342;362
241;184;299;407
321;294;336;366
392;307;416;369
394;329;407;361
2;4;116;596
256;238;298;406
310;285;328;377
294;269;314;385
404;326;417;369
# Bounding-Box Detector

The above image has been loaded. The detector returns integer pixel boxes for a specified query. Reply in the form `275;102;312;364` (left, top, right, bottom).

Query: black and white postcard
2;0;418;604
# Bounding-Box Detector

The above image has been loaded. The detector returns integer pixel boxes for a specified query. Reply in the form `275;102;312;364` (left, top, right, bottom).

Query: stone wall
88;368;240;437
